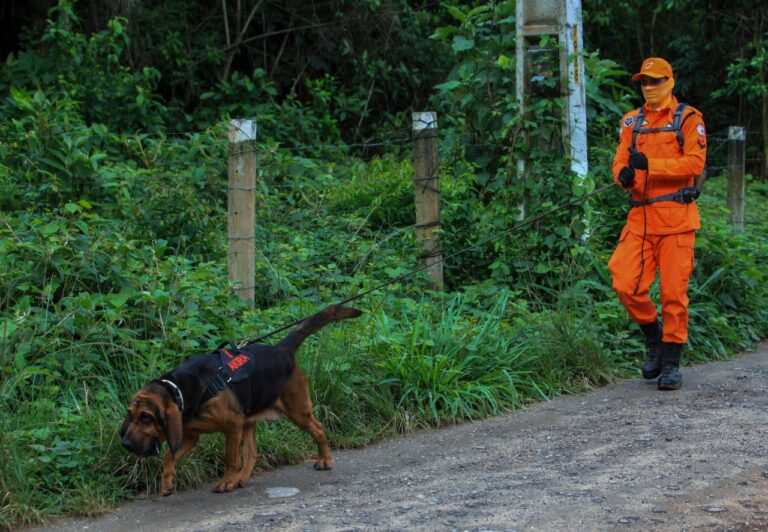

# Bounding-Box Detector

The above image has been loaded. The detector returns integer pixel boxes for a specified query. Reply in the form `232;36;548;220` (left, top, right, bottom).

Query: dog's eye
140;413;154;426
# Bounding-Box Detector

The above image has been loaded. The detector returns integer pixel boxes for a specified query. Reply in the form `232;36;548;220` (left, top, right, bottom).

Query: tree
583;0;768;178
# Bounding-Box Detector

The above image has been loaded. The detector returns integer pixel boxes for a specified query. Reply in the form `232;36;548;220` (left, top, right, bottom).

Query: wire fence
2;113;763;332
3;118;762;234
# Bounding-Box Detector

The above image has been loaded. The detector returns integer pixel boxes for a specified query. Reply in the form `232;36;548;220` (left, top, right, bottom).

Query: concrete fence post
412;112;444;291
727;126;746;234
228;119;257;306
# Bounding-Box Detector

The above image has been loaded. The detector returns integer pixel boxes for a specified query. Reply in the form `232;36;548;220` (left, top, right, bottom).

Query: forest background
1;0;767;527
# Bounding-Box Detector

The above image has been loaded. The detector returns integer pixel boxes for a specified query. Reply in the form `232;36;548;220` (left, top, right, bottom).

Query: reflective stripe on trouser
608;230;695;344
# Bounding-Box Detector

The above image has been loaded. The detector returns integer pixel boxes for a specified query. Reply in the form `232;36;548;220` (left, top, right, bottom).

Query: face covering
642;78;675;110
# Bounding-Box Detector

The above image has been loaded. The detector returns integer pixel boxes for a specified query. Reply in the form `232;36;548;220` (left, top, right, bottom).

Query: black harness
155;342;277;423
628;102;704;208
203;343;257;402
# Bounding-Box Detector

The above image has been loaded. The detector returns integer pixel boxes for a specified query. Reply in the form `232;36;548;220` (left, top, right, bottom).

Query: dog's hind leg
234;421;258;488
279;369;333;470
161;434;199;496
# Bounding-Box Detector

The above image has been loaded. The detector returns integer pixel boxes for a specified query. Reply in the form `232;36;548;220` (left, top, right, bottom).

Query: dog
119;304;362;495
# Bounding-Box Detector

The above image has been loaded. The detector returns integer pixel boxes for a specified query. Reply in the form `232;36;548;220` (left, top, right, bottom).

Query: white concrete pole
515;0;528;220
560;0;588;178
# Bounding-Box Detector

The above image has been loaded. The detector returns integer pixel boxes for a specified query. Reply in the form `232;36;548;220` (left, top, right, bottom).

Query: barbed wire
239;181;619;345
1;120;762;153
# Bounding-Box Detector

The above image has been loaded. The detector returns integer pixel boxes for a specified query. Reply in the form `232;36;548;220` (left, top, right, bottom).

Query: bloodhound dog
120;305;362;495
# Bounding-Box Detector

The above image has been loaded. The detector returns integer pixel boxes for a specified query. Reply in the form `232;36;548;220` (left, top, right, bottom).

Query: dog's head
120;382;182;459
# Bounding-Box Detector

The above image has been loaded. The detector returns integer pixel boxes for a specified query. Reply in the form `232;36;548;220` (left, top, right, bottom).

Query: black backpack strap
672;103;688;153
631;108;645;150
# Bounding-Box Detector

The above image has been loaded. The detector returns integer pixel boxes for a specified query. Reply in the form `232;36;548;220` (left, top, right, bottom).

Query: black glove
618;166;635;188
628;148;648;170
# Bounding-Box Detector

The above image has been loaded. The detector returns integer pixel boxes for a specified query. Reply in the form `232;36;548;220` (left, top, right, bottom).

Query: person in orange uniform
608;57;706;390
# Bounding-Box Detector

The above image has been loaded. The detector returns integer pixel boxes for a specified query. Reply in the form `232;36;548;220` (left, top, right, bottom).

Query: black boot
657;342;683;390
639;320;663;380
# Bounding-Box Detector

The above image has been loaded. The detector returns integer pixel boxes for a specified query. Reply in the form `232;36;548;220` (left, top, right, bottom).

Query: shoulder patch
623;116;635;128
696;123;706;137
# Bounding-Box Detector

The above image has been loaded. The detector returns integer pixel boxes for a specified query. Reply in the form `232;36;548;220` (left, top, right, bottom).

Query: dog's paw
213;478;238;493
313;458;333;471
233;472;252;488
160;485;175;497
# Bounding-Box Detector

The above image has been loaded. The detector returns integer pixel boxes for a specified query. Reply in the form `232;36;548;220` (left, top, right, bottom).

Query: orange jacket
612;96;706;235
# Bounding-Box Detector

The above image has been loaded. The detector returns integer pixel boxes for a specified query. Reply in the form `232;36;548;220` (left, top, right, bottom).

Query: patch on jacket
696;123;706;137
623;116;636;127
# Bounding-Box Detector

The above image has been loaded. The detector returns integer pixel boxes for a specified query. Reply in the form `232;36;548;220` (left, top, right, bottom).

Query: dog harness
203;344;257;400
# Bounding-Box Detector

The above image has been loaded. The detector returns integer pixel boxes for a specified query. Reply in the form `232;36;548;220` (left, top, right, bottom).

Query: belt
629;187;699;208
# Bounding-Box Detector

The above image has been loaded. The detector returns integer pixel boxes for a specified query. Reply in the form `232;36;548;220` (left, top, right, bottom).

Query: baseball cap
631;57;674;81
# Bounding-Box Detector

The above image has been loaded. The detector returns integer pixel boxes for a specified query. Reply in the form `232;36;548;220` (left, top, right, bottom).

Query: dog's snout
122;436;140;453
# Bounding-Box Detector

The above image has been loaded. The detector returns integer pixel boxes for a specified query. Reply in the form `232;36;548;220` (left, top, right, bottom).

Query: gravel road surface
35;341;768;531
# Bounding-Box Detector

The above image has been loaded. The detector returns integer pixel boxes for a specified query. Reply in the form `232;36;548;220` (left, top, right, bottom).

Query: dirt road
37;342;768;531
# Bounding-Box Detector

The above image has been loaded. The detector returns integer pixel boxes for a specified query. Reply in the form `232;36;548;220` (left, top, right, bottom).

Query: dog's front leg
161;435;199;496
234;421;258;488
213;423;244;493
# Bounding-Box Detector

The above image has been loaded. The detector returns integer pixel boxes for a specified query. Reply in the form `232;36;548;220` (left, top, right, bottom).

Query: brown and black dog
119;305;362;495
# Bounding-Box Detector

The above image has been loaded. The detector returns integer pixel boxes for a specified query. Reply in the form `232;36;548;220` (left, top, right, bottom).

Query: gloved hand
628;148;648;170
618;166;635;188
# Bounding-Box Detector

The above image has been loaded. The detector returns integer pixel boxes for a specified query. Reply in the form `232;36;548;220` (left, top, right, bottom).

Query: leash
237;181;618;346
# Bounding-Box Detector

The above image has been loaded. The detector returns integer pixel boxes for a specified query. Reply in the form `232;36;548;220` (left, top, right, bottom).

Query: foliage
582;0;768;177
686;177;768;358
712;32;768;103
1;1;768;528
0;4;165;132
429;2;633;291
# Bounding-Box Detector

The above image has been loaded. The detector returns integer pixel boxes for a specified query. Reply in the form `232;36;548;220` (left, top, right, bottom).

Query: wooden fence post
412;112;443;291
727;126;746;234
228;119;257;306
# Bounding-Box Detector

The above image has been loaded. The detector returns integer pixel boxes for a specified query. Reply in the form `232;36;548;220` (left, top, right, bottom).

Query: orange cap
631;57;674;81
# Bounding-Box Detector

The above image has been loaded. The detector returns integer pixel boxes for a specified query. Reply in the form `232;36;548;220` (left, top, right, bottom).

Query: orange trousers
608;229;695;344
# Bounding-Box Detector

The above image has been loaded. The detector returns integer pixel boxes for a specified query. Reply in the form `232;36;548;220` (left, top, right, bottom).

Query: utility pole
515;0;588;203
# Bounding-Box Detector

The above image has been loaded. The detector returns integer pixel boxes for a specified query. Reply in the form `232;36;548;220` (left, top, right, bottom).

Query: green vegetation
1;1;767;528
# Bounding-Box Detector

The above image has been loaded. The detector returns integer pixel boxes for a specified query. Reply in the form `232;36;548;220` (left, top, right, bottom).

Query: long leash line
238;181;618;346
633;167;649;296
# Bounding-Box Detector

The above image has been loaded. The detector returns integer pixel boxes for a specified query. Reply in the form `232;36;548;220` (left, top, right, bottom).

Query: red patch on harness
226;354;250;372
217;347;256;383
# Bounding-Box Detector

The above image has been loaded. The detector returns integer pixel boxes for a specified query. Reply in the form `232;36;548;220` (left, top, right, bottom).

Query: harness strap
629;186;700;208
672;103;688;152
630;108;645;150
201;342;245;401
630;103;690;153
204;372;231;399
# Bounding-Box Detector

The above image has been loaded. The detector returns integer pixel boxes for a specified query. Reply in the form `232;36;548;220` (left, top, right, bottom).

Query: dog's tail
278;305;362;353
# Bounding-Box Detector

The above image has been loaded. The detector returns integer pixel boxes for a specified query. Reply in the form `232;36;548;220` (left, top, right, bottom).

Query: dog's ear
164;402;183;457
119;411;131;438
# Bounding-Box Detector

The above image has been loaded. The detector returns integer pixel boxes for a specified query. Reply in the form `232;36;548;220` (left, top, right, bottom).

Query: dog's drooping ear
164;401;183;457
